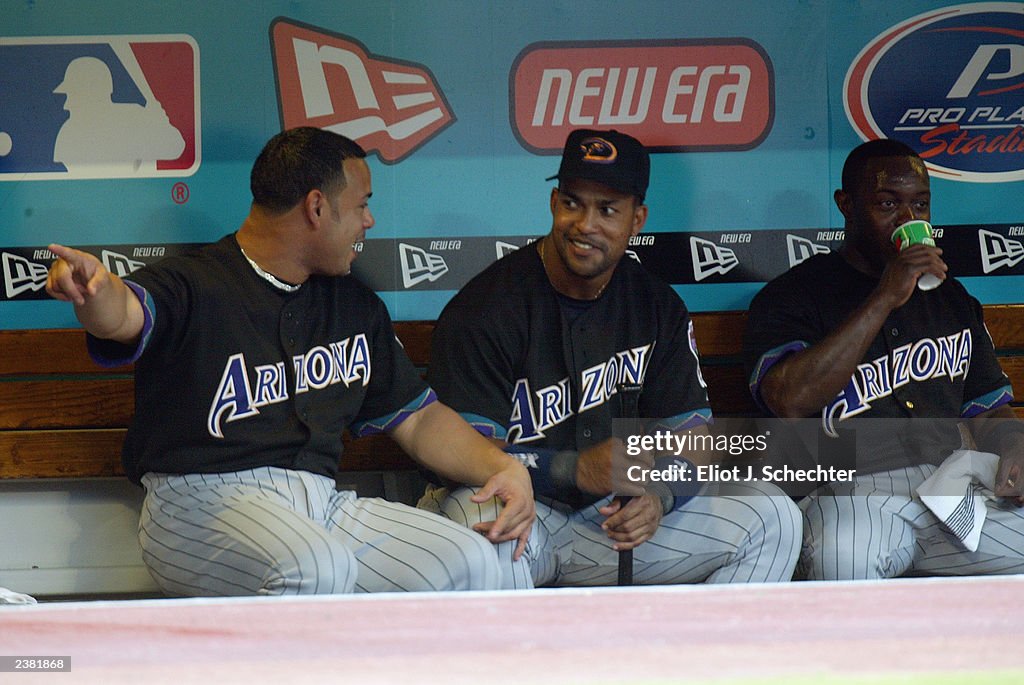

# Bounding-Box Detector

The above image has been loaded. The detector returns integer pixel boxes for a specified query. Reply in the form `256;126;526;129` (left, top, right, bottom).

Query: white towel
917;449;999;552
0;586;37;605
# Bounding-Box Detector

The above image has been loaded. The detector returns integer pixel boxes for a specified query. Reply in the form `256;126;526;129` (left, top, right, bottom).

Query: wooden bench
3;306;1024;482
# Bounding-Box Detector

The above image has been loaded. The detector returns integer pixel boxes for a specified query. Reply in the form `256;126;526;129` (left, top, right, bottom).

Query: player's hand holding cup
891;220;942;291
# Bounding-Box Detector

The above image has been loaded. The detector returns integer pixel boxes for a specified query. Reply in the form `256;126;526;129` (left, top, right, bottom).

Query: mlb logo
0;35;200;180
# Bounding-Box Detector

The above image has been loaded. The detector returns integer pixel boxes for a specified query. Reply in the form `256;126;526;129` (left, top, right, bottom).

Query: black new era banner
3;225;1022;301
0;244;206;302
347;223;1024;291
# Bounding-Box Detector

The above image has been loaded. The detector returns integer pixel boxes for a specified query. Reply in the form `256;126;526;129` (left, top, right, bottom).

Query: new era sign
271;18;455;163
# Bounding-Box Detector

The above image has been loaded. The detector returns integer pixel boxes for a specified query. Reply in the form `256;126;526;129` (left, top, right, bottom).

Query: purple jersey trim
748;341;810;413
650;408;713;432
85;280;155;367
351;388;438;436
962;385;1014;418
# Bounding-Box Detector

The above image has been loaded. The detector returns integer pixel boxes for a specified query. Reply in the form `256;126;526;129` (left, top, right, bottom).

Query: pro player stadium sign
845;2;1024;183
509;39;774;153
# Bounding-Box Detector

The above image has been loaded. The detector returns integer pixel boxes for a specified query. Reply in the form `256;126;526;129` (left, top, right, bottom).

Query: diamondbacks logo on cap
581;137;617;163
979;229;1024;273
690;237;738;281
844;3;1024;183
399;243;449;288
786;234;831;268
0;34;200;180
2;252;48;298
271;18;455;164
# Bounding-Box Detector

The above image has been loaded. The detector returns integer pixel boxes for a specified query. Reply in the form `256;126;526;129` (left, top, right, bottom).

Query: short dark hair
841;139;923;194
250;127;367;212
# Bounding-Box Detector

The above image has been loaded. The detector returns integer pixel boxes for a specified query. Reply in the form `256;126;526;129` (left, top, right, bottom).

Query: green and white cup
891;219;942;291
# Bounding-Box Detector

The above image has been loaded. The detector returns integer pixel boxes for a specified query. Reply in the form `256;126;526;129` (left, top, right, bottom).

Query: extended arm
46;243;144;345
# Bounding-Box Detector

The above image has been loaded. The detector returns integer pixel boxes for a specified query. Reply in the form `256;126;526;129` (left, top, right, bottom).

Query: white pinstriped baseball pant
798;459;1024;580
139;467;502;596
420;479;802;588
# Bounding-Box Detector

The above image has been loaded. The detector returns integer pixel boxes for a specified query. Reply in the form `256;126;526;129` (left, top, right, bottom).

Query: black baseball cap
546;129;650;201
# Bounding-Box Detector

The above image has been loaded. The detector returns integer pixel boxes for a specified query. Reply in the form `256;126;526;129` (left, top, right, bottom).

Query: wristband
645;481;677;515
980;421;1024;455
648;455;702;512
504;445;578;499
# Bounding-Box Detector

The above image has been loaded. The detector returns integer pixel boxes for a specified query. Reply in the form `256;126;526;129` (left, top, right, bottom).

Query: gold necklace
539;237;608;300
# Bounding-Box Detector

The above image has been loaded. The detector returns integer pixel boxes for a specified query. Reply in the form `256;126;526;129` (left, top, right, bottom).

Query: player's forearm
761;292;894;418
393;402;518;486
74;274;144;345
969;405;1023;453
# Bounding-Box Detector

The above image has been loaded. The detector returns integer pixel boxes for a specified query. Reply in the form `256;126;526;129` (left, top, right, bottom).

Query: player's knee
460;533;503;591
733;481;803;543
432;529;503;592
800;503;899;581
434;486;498;528
263;541;358;595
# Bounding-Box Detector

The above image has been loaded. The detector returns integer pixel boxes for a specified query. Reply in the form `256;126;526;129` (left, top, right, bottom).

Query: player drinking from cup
744;138;1024;580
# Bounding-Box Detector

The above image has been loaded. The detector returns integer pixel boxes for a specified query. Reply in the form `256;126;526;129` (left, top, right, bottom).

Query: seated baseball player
420;129;801;588
744;139;1024;580
45;127;534;597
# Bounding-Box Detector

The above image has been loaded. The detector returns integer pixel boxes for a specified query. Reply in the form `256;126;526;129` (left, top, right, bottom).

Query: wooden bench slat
0;428;419;478
2;305;1022;481
998;357;1024;399
0;379;134;429
0;329;132;377
983;305;1024;350
702;365;758;416
691;311;748;358
0;429;126;478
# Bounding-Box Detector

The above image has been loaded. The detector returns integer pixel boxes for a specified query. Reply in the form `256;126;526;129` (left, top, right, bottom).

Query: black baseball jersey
429;243;711;501
88;234;432;484
743;252;1013;474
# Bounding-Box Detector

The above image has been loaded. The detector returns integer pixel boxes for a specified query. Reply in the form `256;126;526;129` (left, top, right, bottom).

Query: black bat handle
616;497;634;586
615;383;642;587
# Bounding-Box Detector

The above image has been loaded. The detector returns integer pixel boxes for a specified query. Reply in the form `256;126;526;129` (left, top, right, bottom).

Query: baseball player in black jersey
421;129;801;588
46;127;534;596
744;139;1024;580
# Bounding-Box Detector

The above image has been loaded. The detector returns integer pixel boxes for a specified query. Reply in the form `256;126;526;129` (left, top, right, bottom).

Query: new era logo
0;35;200;180
979;229;1024;273
511;39;774;153
495;241;520;260
399;243;449;288
102;249;146;277
3;253;48;298
786;234;830;268
690;237;738;281
271;18;455;163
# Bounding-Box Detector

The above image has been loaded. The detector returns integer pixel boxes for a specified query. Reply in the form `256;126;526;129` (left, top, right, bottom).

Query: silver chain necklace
239;247;301;293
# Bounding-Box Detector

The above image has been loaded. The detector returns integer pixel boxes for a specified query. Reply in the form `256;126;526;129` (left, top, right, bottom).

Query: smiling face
544;177;648;299
836;154;931;276
315;157;375;276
